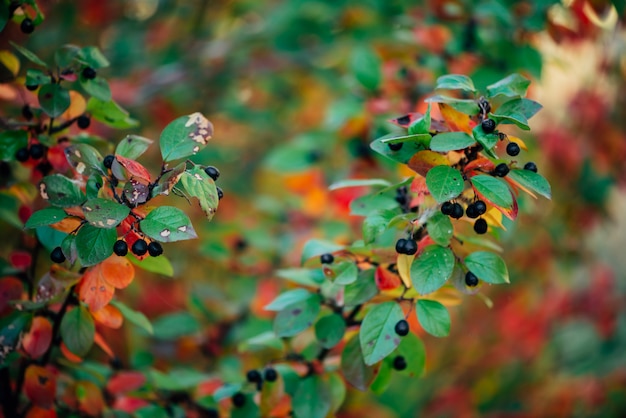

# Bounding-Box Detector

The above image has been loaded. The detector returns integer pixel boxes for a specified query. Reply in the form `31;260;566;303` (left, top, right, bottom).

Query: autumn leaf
78;255;135;311
24;365;57;408
22;316;53;359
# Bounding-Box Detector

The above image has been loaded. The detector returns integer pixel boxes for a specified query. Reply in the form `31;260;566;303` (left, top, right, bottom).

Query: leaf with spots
150;162;186;197
38;84;70;118
359;301;405;366
114;155;152;182
160;112;214;162
60;305;95;356
178;166;219;221
82;198;130;229
24;365;56;408
410;245;455;295
123;178;150;206
75;224;117;266
140;206;197;243
425;165;465;204
39;174;85;208
273;293;321;337
25;208;68;229
78;266;115;312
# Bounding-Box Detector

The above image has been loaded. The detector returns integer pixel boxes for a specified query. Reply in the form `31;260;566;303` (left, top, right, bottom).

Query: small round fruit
474;200;487;215
394;319;409;336
131;239;148;256
15;147;29;162
465;203;479;219
77;115;91;129
506;142;520;156
465;271;479;287
481;118;496;133
524;162;538;173
473;218;488;234
217;186;223;200
148;241;163;257
395;238;408;255
232;392;246;408
320;253;334;264
82;67;97;80
113;240;128;256
204;165;220;181
450;203;464;219
246;370;262;383
393;355;407;371
205;409;219;418
50;247;65;263
103;155;115;169
404;239;418;256
264;368;278;382
388;142;403;151
493;163;510;177
22;105;33;120
26;83;38;91
35;161;52;175
441;201;453;215
20;18;35;34
395;194;407;205
29;143;45;160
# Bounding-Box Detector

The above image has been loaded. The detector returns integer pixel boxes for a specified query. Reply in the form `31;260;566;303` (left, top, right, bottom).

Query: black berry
217;186;223;200
77;115;91;129
205;409;219;418
29;143;45;160
404;239;418;256
395;194;407;205
246;370;262;383
441;201;453;215
493;163;509;177
474;200;487;215
264;368;278;382
473;218;488;234
131;239;148;256
392;355;407;371
15;147;29;162
50;247;65;263
465;203;479;219
103;155;115;169
481;118;496;133
20;18;35;34
450;203;464;219
204;166;220;181
524;162;538;173
395;238;408;254
26;84;38;91
113;240;128;256
82;67;97;80
22;105;33;120
388;142;403;151
465;271;479;287
35;161;52;175
394;319;409;336
148;241;163;257
320;253;334;264
506;142;520;156
232;392;246;408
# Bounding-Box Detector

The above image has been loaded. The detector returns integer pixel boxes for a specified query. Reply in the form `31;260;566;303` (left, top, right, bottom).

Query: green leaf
408;104;431;135
426;212;453;246
160;113;213;162
489;98;542;130
239;331;284;352
140;207;197;243
39;174;85;207
425;95;480;114
134;405;169;418
486;73;530;98
115;135;153;160
392;333;426;378
472;124;499;158
265;289;313;311
425;165;465;203
177;166;219;221
370;133;426;164
36;226;66;253
80;76;111;101
370;356;392;394
273;294;321;337
344;268;378;307
328;261;358;285
0;192;21;228
0;130;28;161
82;198;130;229
351;45;381;91
61;234;77;265
416;299;450;337
430;132;476;152
411;245;455;295
508;169;551;199
86;98;139;129
38;84;70;118
276;268;325;287
0;5;8;33
61;305;95;356
54;44;81;68
363;210;396;244
110;300;153;334
24;208;67;229
77;46;110;69
435;74;476;93
75;224;116;266
128;255;174;277
328;178;391;190
350;193;398;216
152;312;200;340
315;313;346;349
25;69;51;87
380;133;431;145
10;41;48;67
292;375;331;418
64;144;104;176
359;301;405;365
230;393;260;418
465;251;509;284
0;311;31;355
148;368;209;391
341;334;376;391
300;239;344;265
327;372;346;414
471;175;513;210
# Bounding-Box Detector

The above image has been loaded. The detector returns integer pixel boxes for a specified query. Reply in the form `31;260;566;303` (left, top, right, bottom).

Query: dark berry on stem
15;147;29;162
450;203;464;219
465;203;479;219
20;18;35;34
103;155;115;169
204;165;220;181
320;253;334;264
132;239;148;256
474;200;487;215
441;201;453;215
506;142;520;156
232;392;246;408
493;163;509;177
35;161;52;175
524;162;538;173
148;241;163;257
50;247;65;263
113;240;128;256
395;238;408;254
395;194;407;205
393;355;407;371
29;143;45;160
404;239;418;256
474;218;488;234
82;67;97;80
388;142;403;151
481;118;496;133
246;370;262;383
465;271;479;287
264;368;278;382
395;319;409;336
217;186;223;200
22;105;33;120
26;84;38;91
77;115;91;129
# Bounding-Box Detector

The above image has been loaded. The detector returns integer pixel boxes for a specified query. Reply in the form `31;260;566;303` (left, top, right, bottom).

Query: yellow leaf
0;51;20;77
507;135;527;150
423;286;463;306
62;91;87;120
483;207;505;229
396;254;413;288
439;103;473;134
408;150;450;177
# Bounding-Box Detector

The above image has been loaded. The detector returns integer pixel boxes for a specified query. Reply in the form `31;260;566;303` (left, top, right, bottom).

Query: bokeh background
3;0;626;416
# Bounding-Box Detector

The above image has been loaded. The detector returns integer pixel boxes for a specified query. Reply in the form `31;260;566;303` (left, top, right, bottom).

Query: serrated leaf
341;334;376;390
471;175;514;213
115;135;153;160
359;301;405;365
140;206;197;242
435;74;476;93
465;251;509;284
64;144;104;176
490;98;542;130
328;178;391;190
425;165;464;203
0;130;28;161
60;305;94;356
416;299;450;337
82;198;129;229
472;124;499;158
265;289;312;311
273;294;321;337
75;225;116;266
315;313;346;349
177;166;219;221
410;245;455;295
110;300;153;334
39;175;85;207
507;169;551;199
160;113;213;162
38;84;70;118
25;208;67;229
79;76;111;101
486;73;530;98
351;45;381;91
10;41;48;67
86;98;139;129
427;211;453;246
430;132;476;152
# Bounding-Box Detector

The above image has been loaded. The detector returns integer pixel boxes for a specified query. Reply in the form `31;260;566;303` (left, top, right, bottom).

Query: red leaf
463;158;495;176
106;371;146;396
389;112;423;128
112;396;150;413
93;332;114;358
114;155;151;182
10;251;32;270
60;343;83;363
22;316;53;359
0;277;23;316
24;365;57;408
92;304;123;328
25;405;57;418
375;265;401;290
408;151;450;177
76;380;105;416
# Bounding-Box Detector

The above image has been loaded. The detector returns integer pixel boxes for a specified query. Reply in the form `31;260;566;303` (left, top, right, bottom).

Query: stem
0;367;17;418
49;117;78;135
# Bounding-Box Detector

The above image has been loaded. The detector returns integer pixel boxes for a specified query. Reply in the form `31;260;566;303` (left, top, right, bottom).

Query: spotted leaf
178;166;219;220
82;198;130;229
140;206;197;242
160;112;214;162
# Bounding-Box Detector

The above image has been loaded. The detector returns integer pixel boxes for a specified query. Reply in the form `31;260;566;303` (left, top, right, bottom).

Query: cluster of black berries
395;238;417;255
231;368;279;408
113;239;162;257
441;200;489;234
15;141;46;163
204;165;223;200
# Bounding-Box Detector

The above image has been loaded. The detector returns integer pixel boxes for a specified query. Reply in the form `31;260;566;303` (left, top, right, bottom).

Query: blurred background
3;0;626;416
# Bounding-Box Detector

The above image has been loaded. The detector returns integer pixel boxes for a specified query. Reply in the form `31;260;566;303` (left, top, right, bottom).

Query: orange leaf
106;371;146;396
49;216;82;234
61;91;86;120
60;343;83;363
0;276;23;315
25;405;57;418
93;332;114;358
463;157;495;176
78;268;115;312
24;365;57;408
375;265;401;290
100;255;134;289
439;103;473;134
408;151;450;177
114;155;151;182
76;380;105;417
22;316;53;359
92;304;123;329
